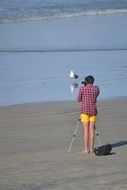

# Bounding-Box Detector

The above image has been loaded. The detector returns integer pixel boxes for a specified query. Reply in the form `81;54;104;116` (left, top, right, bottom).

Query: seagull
69;70;78;79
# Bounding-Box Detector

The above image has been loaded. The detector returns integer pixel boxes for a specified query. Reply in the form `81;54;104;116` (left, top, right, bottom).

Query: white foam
1;9;127;24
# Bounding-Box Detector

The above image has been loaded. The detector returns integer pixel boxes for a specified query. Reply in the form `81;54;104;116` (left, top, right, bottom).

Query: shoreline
0;95;127;109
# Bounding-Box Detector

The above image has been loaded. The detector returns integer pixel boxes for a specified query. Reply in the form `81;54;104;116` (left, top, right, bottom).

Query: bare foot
90;149;94;153
81;150;90;154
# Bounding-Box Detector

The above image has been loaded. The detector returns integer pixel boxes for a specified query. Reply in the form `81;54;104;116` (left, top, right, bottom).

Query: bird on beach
69;70;78;79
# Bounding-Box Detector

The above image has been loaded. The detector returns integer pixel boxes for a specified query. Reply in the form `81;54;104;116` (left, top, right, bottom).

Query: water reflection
70;82;79;93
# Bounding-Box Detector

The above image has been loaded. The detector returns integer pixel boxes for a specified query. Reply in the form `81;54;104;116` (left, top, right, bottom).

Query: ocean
1;0;127;23
0;0;127;106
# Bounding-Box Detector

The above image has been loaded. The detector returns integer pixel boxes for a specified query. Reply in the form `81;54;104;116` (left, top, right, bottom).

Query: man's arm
77;87;83;102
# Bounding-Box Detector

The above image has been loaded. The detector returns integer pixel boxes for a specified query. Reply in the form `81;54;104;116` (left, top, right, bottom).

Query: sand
0;99;127;190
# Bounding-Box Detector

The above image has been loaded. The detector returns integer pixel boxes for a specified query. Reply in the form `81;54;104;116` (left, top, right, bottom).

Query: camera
81;81;87;86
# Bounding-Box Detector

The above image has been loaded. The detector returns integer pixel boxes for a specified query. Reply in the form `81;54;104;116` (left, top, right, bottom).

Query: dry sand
0;99;127;190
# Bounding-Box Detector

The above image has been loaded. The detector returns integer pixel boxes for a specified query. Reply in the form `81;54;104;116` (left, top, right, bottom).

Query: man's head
85;75;94;84
82;75;95;85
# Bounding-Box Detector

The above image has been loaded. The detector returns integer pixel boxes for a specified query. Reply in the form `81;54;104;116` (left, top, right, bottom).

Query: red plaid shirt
77;84;100;115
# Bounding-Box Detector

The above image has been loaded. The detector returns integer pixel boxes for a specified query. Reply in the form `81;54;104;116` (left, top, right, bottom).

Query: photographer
77;75;100;153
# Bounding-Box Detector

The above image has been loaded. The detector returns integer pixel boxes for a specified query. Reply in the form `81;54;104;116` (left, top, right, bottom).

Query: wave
0;8;127;24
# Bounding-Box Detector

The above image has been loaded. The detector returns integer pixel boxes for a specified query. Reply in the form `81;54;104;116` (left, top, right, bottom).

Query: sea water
0;0;127;23
0;1;127;106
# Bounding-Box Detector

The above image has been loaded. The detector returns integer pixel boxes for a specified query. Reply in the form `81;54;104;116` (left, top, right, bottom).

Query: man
77;75;100;153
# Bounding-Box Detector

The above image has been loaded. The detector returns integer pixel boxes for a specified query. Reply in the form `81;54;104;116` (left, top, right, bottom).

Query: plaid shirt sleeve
77;86;84;102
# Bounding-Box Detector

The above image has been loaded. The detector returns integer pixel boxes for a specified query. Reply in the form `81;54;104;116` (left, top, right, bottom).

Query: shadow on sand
111;141;127;148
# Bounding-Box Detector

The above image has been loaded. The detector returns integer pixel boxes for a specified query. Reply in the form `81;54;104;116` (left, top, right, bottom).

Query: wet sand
0;99;127;190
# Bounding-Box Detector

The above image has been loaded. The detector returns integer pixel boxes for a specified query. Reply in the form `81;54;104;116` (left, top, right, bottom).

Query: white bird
69;70;78;79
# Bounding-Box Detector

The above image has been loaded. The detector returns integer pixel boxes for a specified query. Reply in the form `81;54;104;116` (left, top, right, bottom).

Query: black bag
94;143;112;156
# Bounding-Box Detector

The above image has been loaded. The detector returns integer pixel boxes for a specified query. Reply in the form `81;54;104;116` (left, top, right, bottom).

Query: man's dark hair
85;75;94;84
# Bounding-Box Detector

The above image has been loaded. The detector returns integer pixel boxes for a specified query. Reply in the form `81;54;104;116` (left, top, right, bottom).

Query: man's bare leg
89;121;95;152
82;122;89;153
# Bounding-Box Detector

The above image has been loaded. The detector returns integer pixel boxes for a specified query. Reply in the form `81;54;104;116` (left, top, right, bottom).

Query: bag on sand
94;127;112;156
94;144;112;156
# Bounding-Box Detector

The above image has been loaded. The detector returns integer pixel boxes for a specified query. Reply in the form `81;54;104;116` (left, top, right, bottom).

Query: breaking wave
0;8;127;24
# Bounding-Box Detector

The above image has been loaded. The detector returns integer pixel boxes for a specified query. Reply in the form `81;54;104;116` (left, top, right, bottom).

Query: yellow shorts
80;114;96;122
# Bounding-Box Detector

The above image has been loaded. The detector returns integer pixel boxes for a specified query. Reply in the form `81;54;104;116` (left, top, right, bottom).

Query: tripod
68;119;80;152
68;119;101;152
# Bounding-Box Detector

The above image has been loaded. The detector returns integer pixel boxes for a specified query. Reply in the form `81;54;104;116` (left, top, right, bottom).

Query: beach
1;1;127;189
0;99;127;190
